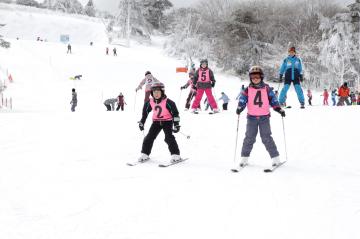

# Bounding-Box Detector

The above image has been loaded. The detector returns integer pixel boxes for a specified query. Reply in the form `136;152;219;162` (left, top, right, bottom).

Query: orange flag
176;67;188;73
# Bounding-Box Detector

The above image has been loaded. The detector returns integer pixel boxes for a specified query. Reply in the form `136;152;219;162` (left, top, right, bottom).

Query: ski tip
158;164;167;167
263;169;273;173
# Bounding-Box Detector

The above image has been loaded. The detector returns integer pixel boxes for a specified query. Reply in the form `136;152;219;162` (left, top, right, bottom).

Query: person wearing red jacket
337;82;350;106
322;89;329;105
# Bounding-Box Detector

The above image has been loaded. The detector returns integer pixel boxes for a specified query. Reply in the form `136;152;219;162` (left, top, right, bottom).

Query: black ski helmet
200;59;208;66
145;71;152;76
150;82;165;97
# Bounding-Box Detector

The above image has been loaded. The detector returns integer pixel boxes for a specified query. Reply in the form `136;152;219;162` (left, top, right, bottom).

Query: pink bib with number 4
247;87;270;116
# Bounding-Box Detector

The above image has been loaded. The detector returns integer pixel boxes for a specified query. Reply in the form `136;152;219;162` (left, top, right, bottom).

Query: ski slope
1;5;360;239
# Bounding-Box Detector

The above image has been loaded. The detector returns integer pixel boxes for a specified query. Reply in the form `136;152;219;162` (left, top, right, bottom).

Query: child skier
191;59;219;113
235;66;285;168
307;89;312;106
136;71;161;102
218;92;230;110
104;98;117;111
180;72;197;110
331;89;337;106
137;82;182;163
70;88;77;112
116;93;126;111
322;89;329;105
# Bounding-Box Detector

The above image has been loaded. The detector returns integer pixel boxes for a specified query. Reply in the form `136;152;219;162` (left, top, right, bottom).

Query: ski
126;159;150;166
231;163;248;173
158;158;189;167
263;161;286;173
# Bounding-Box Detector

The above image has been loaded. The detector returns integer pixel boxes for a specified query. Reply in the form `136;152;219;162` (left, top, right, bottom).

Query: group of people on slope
104;93;126;111
135;64;286;168
306;83;360;106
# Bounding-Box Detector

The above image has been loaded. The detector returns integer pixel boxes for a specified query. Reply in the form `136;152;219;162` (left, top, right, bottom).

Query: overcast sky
78;0;353;13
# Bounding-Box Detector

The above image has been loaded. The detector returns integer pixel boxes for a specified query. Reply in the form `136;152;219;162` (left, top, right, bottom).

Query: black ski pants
222;103;228;110
141;121;180;156
185;91;196;109
104;103;111;111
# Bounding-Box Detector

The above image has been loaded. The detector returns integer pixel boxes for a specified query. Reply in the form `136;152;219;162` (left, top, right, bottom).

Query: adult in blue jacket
278;46;305;108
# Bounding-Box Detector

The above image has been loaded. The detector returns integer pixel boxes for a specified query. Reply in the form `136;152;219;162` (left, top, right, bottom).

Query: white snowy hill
1;3;360;239
0;3;108;44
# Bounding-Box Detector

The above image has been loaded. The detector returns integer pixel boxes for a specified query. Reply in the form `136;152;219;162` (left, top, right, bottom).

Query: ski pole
178;89;182;105
179;131;191;139
233;114;240;163
281;117;288;161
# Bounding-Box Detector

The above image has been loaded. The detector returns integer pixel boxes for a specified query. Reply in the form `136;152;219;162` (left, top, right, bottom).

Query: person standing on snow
307;89;312;106
70;88;77;112
136;71;161;102
278;46;305;108
116;93;126;111
337;82;351;106
322;89;329;105
190;59;219;114
113;47;117;56
67;44;72;54
235;66;285;168
218;92;230;110
137;82;182;163
331;89;337;106
180;72;197;110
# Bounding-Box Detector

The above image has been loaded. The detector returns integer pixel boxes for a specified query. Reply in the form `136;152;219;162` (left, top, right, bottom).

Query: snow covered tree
49;0;84;14
110;0;151;41
84;0;95;17
142;0;173;30
164;8;203;64
0;24;10;49
16;0;40;7
319;13;358;89
0;35;10;49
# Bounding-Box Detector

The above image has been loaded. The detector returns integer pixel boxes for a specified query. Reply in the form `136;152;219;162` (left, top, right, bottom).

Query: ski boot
171;154;182;163
271;156;281;166
138;153;150;163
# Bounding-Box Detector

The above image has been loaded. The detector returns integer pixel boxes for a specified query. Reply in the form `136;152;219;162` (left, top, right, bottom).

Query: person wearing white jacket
135;71;161;102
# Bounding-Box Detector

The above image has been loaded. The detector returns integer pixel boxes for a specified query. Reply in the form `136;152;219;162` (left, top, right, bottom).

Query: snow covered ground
1;4;360;239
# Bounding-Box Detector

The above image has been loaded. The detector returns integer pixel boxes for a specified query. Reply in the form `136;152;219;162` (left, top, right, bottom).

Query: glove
138;121;144;131
279;74;283;83
274;107;285;117
211;81;215;87
299;75;303;82
236;107;244;115
180;86;185;90
173;125;180;133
